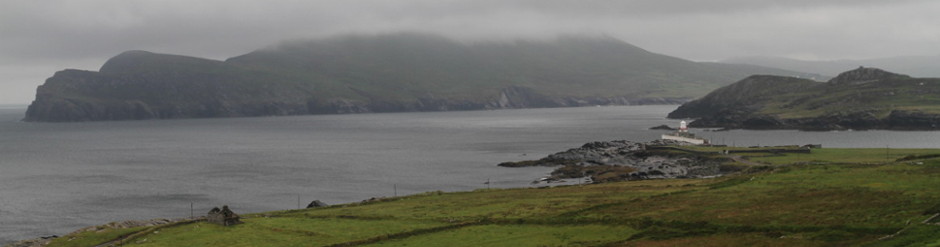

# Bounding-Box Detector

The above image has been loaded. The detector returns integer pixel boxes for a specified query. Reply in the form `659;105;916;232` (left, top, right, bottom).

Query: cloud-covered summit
1;0;938;104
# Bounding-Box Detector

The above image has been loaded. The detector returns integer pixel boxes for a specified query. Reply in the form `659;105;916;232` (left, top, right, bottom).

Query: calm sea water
2;105;940;243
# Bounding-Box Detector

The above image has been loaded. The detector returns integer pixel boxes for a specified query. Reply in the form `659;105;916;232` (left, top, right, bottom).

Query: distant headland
23;33;814;122
668;67;940;131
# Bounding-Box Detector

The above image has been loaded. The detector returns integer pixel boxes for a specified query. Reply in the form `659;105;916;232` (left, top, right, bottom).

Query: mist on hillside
2;1;939;104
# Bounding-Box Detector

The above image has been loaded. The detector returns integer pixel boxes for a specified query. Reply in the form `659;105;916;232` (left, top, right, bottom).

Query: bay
2;105;940;243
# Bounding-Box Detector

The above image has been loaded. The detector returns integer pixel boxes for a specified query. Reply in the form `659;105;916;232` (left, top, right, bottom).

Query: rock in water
649;124;676;130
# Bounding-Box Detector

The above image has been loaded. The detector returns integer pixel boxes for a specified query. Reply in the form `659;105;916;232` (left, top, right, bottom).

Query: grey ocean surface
2;104;940;243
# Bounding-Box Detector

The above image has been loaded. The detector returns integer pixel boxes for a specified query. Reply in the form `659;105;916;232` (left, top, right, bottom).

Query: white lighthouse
661;120;707;145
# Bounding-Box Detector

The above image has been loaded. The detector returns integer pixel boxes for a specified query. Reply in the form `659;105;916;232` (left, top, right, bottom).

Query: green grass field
741;148;940;165
45;147;940;246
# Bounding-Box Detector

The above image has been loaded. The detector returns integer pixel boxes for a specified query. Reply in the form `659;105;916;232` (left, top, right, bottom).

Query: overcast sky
2;0;939;104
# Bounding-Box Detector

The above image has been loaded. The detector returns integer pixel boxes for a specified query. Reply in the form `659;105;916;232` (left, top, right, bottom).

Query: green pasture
364;224;637;247
45;147;940;246
745;148;940;165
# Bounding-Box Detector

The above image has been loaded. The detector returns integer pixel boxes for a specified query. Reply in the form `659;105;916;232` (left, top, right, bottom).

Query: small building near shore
207;205;242;226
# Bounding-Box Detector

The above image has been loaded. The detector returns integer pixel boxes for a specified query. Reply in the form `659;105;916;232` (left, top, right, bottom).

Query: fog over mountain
723;55;940;78
3;0;940;104
24;33;818;122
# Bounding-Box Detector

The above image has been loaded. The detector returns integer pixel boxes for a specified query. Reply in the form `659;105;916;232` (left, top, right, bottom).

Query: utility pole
190;202;194;219
394;184;398;197
886;144;890;163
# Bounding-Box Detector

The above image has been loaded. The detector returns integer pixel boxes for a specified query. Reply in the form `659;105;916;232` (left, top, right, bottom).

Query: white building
661;121;708;145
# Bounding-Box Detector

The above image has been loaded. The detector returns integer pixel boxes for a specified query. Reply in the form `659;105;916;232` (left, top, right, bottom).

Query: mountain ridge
669;67;940;130
25;33;817;122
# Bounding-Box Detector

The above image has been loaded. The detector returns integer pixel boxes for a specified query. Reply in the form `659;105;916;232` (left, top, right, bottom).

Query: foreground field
44;148;940;246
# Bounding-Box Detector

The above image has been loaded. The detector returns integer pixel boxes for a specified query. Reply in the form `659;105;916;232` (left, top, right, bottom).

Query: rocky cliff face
667;67;940;130
24;65;314;122
24;68;687;122
23;49;689;122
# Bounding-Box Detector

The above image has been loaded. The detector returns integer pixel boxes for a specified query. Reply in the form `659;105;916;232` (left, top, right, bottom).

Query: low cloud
1;0;938;103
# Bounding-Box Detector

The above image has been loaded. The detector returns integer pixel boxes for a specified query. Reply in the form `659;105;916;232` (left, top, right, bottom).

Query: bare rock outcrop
306;200;329;208
499;140;726;183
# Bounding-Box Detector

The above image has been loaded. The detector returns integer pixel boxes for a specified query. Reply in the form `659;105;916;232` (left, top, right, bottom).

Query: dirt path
92;219;201;247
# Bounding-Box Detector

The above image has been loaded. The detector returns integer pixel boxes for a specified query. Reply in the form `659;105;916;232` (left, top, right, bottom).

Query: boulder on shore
306;200;329;208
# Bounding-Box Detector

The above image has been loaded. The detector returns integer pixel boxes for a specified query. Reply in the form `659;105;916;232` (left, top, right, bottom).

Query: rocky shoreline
498;139;730;183
9;139;740;246
3;218;191;247
680;109;940;131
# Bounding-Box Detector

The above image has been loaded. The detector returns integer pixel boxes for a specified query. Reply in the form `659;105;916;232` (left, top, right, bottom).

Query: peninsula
497;139;731;183
668;67;940;130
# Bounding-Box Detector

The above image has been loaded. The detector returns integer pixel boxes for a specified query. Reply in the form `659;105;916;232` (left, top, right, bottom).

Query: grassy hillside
227;33;814;100
46;147;940;246
759;78;940;118
669;67;940;130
